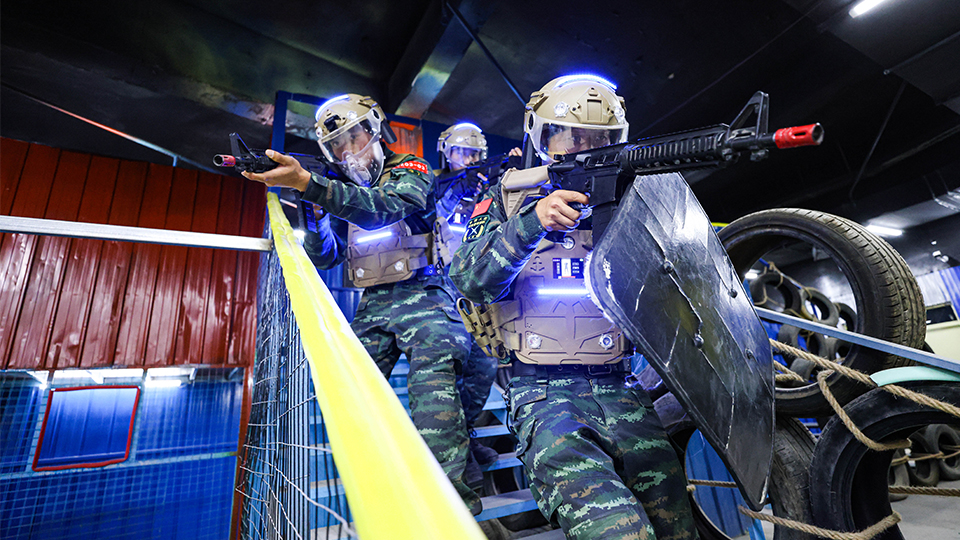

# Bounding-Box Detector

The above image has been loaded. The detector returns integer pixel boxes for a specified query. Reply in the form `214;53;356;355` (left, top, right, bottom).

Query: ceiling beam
386;0;497;117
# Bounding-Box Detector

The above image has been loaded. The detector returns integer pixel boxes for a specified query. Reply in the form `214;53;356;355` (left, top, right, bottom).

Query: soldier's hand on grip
536;190;589;232
242;150;312;192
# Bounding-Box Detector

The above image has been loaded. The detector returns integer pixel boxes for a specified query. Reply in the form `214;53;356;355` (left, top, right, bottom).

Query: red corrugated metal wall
0;138;265;369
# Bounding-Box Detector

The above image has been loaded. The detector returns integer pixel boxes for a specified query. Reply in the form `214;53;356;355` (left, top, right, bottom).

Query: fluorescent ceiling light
101;368;144;378
53;370;102;384
745;270;760;280
849;0;889;18
28;371;49;388
147;367;185;377
145;378;182;388
865;224;903;237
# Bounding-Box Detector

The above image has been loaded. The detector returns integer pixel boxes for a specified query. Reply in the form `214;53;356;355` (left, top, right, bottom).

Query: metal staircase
386;360;541;523
307;358;544;538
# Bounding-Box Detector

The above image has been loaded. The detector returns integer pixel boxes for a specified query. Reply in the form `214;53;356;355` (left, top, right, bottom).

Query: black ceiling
2;0;959;271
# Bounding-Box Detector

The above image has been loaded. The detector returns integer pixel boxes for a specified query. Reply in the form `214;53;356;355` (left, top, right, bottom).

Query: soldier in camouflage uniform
450;76;697;538
242;94;482;515
435;123;514;476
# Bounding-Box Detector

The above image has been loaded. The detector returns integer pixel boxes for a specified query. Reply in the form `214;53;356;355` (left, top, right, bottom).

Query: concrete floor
893;479;960;540
735;479;960;540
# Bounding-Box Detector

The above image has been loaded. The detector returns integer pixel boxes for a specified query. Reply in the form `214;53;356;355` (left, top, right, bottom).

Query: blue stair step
480;452;522;472
309;478;346;501
310;523;354;539
482;388;505;411
471;425;510;438
476;490;539;521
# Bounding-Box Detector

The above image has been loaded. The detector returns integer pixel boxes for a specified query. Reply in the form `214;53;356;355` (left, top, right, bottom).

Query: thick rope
887;485;960;497
687;479;738;488
739;507;900;540
770;339;960;421
890;449;960;466
816;370;911;451
774;359;806;383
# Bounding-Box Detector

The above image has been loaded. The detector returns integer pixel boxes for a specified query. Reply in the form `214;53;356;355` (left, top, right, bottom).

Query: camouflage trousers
458;344;498;430
351;276;481;514
507;373;698;540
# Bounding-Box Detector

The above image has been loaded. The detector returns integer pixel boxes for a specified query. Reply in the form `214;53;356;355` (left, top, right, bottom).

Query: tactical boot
464;449;484;491
470;438;500;467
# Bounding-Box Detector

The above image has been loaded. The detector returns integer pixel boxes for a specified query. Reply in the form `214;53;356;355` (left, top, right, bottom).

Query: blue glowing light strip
554;74;617;91
316;94;351;120
450;123;482;133
355;230;393;244
537;287;589;296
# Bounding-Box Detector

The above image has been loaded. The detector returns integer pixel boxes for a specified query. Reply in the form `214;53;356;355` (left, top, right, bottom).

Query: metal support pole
755;307;960;373
0;215;272;252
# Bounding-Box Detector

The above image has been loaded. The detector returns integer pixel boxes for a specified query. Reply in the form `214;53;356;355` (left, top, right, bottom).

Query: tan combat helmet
437;123;488;170
314;94;397;185
523;74;628;162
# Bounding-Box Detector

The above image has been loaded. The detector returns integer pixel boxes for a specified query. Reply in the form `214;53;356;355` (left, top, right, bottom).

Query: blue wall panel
137;381;243;458
0;384;42;474
0;371;242;540
917;264;960;309
35;387;139;470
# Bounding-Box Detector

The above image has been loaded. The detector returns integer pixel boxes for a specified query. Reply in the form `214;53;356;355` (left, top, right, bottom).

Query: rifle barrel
213;155;236;167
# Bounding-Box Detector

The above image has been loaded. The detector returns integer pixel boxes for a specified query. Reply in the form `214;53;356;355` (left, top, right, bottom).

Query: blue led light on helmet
553;74;618;91
315;94;351;120
450;122;483;133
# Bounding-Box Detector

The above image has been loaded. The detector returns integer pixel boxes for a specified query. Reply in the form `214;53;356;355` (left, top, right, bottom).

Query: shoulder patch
393;160;429;175
470;198;492;218
464;214;490;242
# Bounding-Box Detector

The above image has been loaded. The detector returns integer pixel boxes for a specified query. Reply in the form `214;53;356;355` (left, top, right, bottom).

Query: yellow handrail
266;193;485;540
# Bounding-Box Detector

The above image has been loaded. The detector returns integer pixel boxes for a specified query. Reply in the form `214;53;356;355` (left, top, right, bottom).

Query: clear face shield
536;123;627;161
446;145;486;170
317;113;384;186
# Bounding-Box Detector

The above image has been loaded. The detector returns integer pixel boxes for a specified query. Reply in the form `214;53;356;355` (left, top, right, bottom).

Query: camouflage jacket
449;186;547;304
301;148;437;270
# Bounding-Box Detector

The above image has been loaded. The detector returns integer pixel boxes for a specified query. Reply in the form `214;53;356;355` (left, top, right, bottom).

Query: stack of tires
702;208;959;540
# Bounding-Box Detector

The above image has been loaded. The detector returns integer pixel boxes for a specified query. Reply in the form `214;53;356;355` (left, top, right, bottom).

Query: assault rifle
214;133;340;234
436;152;522;200
546;91;823;242
213;133;331;175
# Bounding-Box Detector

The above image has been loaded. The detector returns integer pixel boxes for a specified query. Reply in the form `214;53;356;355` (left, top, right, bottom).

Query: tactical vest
344;155;457;288
457;167;629;365
443;196;475;255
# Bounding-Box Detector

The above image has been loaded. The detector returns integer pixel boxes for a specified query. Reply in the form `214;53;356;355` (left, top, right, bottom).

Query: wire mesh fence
0;368;242;540
238;247;354;540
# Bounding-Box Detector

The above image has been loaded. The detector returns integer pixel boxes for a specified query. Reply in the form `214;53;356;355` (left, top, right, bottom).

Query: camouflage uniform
434;167;499;434
450;188;697;539
302;148;481;514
